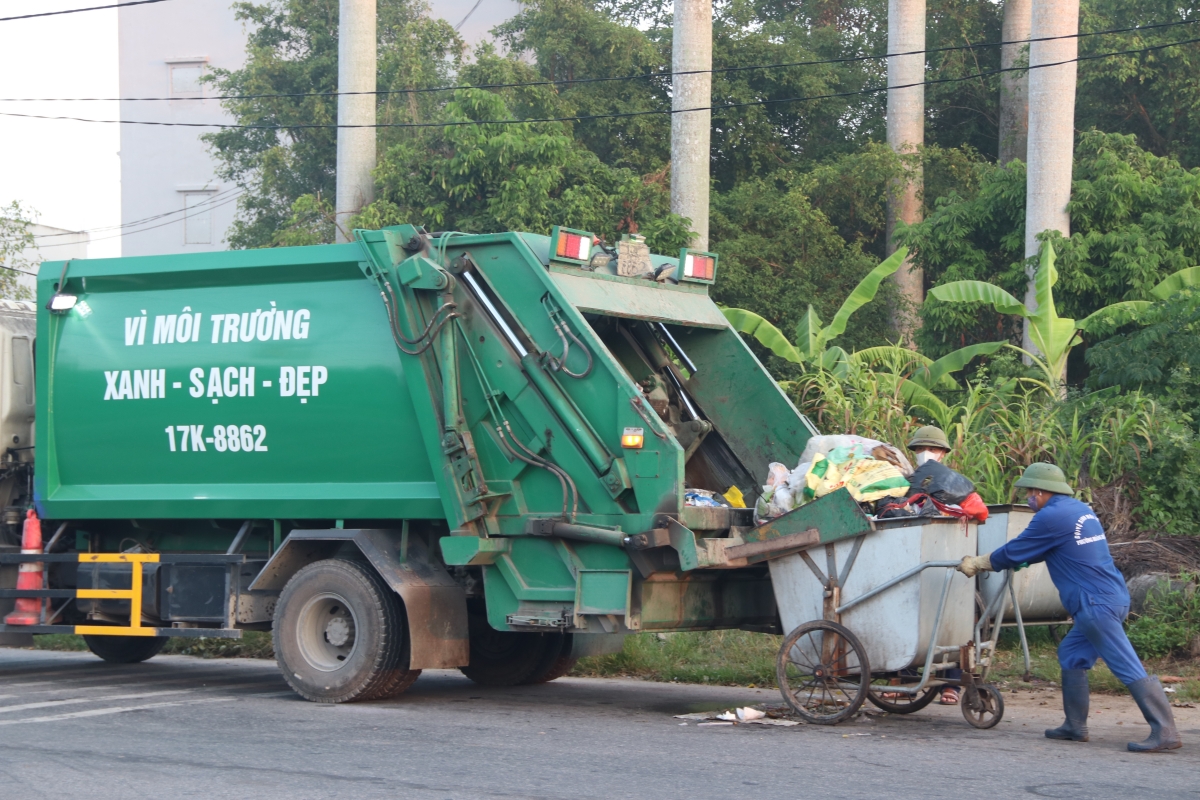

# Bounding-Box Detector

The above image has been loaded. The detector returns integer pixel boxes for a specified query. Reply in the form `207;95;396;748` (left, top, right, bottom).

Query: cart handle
835;560;961;614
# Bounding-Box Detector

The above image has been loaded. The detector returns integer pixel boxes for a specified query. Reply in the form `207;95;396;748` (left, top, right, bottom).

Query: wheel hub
296;592;360;672
325;616;353;648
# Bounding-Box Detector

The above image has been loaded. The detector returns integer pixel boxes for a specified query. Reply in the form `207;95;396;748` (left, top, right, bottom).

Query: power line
1;17;1195;103
0;264;38;278
32;188;241;239
0;0;175;23
2;37;1196;130
85;192;245;243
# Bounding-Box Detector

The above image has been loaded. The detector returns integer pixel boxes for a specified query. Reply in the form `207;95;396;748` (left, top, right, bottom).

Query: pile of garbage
755;434;987;523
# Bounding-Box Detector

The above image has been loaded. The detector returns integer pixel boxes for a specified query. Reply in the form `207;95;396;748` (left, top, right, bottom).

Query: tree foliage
0;201;38;301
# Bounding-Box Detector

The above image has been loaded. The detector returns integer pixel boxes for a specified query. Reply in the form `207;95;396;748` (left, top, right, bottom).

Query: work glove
957;554;992;577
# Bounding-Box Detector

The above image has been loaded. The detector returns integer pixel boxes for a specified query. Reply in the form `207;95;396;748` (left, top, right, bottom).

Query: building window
183;193;214;244
170;62;205;97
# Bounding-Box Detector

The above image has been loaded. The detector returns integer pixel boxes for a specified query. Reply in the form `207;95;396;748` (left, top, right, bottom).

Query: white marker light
48;294;78;312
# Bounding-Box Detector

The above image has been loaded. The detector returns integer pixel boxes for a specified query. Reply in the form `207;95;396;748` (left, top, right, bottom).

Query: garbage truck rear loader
2;226;869;702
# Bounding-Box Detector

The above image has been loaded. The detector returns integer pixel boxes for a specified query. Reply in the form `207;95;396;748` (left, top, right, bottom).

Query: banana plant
722;245;1007;417
722;248;909;375
930;243;1200;393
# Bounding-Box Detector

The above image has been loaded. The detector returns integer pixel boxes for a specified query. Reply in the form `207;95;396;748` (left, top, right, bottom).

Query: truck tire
520;633;577;685
459;614;552;686
273;558;418;703
83;634;168;664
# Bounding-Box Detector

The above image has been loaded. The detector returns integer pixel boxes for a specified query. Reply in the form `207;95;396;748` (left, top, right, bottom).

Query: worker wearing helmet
907;425;950;466
958;463;1181;752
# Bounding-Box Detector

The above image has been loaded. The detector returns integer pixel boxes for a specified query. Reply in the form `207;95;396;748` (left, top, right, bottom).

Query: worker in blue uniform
958;463;1181;752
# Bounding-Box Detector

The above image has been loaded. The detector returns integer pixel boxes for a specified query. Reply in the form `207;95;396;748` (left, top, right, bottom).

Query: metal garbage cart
767;512;1006;727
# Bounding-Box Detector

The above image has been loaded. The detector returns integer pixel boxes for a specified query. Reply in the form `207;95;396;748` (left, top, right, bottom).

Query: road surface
0;647;1196;799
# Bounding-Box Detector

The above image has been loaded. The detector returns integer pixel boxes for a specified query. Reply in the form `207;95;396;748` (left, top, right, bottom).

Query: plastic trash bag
799;435;884;469
801;453;846;502
685;489;729;507
842;459;911;503
723;486;747;508
763;462;791;491
907;460;975;504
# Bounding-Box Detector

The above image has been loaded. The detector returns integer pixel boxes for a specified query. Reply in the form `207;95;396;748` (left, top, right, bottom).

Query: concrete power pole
999;0;1031;164
1022;0;1078;353
671;0;712;250
885;0;926;338
334;0;377;243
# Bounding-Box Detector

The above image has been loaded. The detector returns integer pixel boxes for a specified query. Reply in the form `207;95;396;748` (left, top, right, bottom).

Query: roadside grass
572;629;781;686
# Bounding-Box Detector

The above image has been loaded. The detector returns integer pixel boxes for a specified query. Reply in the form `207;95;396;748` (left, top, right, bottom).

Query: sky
1;0;122;258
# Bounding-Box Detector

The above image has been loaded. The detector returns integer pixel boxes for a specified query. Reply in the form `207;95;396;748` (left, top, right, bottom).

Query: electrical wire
3;36;1195;130
32;187;241;240
2;17;1194;103
1;0;176;23
81;191;244;242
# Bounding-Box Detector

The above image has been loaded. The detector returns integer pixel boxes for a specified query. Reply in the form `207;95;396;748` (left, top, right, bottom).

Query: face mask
915;451;937;466
1027;494;1042;511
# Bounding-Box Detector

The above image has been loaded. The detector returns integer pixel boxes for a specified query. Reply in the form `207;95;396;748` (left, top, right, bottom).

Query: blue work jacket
988;494;1129;616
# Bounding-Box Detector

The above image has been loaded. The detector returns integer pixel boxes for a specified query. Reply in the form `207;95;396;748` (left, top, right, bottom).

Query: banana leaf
929;280;1028;316
794;305;824;360
851;345;934;371
821;345;852;378
824;247;907;340
914;341;1008;388
721;307;804;363
1150;266;1200;300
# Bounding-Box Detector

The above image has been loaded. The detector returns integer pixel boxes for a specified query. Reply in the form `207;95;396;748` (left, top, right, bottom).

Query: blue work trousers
1057;601;1147;686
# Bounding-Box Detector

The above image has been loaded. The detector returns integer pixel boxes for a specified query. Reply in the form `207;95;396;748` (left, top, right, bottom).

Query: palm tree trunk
999;0;1031;164
1023;0;1078;357
885;0;926;341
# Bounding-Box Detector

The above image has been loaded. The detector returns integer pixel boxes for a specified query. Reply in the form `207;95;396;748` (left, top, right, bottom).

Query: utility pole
885;0;926;339
671;0;712;250
1022;0;1078;353
334;0;376;243
999;0;1031;164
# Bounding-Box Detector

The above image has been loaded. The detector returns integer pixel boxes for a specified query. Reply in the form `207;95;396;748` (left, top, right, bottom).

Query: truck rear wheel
273;558;419;703
83;634;168;664
521;633;577;685
459;614;553;686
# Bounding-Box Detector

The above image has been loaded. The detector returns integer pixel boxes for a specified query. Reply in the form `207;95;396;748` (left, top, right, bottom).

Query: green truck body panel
31;225;871;642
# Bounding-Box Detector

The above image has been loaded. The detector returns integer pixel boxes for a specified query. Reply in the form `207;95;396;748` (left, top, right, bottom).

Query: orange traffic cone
4;510;43;625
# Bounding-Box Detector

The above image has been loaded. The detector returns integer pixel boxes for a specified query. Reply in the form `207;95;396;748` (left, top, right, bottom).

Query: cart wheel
865;678;938;714
961;682;1004;729
776;620;870;725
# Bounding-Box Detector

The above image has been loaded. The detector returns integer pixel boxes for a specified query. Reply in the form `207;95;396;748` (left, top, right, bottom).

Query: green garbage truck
0;225;872;702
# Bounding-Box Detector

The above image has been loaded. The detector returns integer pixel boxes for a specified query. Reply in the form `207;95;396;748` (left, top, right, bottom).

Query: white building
117;0;518;257
117;0;247;257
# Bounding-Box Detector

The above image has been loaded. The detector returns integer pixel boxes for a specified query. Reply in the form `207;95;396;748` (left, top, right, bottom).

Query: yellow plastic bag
803;453;846;501
842;459;910;502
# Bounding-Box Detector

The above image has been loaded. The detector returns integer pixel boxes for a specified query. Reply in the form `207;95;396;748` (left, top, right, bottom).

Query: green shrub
1126;575;1200;659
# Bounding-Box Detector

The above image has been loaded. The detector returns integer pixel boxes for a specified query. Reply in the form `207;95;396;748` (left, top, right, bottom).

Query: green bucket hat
907;425;950;451
1014;462;1074;496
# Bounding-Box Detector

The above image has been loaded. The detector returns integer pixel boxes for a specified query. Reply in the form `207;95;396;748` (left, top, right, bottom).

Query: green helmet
1014;462;1074;496
907;425;950;451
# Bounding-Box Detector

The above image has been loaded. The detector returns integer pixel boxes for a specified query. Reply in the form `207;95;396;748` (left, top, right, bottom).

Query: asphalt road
1;647;1197;800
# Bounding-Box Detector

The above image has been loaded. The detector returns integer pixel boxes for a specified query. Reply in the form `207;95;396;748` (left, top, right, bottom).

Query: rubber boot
1045;668;1089;742
1127;676;1182;752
